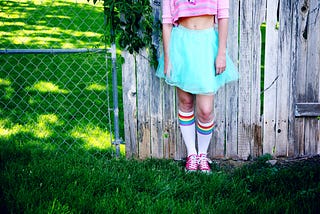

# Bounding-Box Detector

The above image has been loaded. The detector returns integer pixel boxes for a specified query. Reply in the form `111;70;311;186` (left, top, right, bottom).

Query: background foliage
89;0;155;54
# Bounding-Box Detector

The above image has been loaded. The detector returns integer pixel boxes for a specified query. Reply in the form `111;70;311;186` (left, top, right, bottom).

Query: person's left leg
196;94;214;172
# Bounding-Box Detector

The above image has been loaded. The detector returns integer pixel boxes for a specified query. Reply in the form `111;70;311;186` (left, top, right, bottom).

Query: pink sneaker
198;154;211;173
185;154;198;172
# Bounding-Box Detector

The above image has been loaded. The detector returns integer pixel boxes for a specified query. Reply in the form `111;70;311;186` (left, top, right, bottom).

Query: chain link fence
0;0;124;158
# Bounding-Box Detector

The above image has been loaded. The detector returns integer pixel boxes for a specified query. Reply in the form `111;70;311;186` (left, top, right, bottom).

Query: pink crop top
162;0;229;25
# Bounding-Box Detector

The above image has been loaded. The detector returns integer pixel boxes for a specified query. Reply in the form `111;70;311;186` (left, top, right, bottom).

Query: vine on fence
88;0;157;62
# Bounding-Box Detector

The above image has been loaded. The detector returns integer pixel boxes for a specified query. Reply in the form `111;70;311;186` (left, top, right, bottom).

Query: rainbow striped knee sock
197;119;214;154
178;110;197;156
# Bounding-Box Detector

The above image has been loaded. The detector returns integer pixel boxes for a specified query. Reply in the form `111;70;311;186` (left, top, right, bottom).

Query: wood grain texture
295;103;320;117
224;0;240;159
136;50;151;159
263;0;279;155
150;0;164;158
122;51;137;158
237;0;265;160
122;0;320;159
274;0;293;157
293;0;309;155
304;0;320;155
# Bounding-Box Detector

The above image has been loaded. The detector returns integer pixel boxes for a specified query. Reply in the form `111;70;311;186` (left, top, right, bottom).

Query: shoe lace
198;154;212;169
187;155;198;168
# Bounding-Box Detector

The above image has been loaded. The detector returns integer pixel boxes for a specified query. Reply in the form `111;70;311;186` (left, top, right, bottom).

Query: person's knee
178;93;194;112
179;98;194;111
197;107;213;122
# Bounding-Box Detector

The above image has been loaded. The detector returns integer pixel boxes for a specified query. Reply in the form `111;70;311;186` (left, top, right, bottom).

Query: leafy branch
88;0;155;55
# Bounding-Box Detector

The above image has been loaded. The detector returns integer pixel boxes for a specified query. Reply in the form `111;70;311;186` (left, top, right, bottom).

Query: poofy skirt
156;25;239;94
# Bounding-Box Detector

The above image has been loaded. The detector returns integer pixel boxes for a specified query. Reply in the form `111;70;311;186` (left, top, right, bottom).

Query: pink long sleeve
217;0;229;19
162;0;173;24
162;0;229;24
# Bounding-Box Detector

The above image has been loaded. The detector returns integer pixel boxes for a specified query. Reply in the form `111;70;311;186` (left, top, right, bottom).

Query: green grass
0;53;125;154
0;0;105;49
1;0;125;154
1;142;319;213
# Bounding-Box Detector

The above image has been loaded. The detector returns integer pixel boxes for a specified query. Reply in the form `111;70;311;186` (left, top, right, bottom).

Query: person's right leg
177;88;197;171
196;94;214;173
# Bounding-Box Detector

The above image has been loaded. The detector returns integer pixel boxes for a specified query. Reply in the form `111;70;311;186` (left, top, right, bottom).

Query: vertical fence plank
304;0;320;154
150;68;164;158
238;0;253;160
293;0;309;155
122;51;138;158
251;0;266;157
136;50;151;159
225;0;240;159
263;0;279;155
162;84;177;159
150;0;164;158
175;94;185;160
238;0;263;159
273;0;294;156
317;0;320;155
288;0;299;157
211;89;226;158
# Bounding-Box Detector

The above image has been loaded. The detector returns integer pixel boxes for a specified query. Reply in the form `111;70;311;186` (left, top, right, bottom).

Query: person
156;0;239;173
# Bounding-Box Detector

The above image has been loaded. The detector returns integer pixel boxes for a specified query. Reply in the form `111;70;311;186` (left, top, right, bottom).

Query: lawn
1;1;320;213
0;0;125;155
1;142;319;213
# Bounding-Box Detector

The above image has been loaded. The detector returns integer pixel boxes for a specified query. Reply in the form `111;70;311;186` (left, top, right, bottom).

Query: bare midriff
178;15;215;30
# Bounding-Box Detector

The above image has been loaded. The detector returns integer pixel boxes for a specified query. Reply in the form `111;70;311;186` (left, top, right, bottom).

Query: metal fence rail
0;49;107;55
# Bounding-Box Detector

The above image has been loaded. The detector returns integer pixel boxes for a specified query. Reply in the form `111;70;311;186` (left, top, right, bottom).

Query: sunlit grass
0;119;23;139
0;0;124;155
86;83;106;91
0;78;11;86
0;0;104;49
0;114;63;139
27;81;69;94
1;26;103;49
71;124;125;154
30;114;63;138
0;53;124;154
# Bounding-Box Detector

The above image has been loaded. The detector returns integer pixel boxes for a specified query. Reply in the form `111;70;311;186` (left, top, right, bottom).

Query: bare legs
177;88;214;155
177;88;214;172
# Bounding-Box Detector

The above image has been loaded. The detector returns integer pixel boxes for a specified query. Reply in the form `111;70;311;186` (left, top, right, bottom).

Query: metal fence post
110;42;122;157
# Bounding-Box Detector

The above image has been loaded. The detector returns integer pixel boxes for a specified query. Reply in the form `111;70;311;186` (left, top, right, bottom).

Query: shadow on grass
0;0;105;49
0;53;125;158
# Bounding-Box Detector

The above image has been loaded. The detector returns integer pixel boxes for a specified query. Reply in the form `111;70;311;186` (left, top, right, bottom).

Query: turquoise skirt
156;25;239;94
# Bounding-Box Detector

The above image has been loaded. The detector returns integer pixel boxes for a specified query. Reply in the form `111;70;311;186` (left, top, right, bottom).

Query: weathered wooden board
122;51;137;158
237;0;265;160
274;0;293;157
295;103;320;117
237;0;253;160
210;88;226;159
225;0;239;159
162;83;176;159
287;0;299;157
304;0;320;155
150;0;164;158
136;49;151;159
251;0;266;158
293;0;309;155
263;0;279;156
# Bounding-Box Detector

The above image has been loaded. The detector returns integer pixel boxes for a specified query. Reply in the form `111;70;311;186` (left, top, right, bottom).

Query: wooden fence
122;0;320;160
